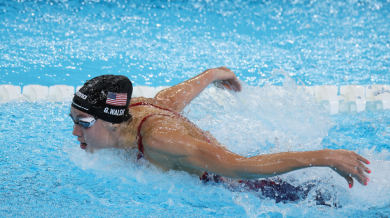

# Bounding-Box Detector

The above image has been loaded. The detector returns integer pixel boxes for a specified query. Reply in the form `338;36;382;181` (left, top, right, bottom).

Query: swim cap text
104;107;125;116
75;91;87;100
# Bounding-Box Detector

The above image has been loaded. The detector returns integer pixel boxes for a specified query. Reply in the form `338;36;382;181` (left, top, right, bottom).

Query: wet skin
71;67;371;188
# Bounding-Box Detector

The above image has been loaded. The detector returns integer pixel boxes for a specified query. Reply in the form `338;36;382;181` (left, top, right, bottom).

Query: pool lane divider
1;84;390;114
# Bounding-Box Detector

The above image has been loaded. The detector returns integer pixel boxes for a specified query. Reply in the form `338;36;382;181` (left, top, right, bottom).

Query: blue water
1;0;389;87
1;0;390;217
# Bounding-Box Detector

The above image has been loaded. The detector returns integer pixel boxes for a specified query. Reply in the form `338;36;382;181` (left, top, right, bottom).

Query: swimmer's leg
237;178;341;207
237;178;309;203
201;174;340;208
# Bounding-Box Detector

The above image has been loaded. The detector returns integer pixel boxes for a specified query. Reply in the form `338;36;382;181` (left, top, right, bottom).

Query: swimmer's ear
104;121;119;132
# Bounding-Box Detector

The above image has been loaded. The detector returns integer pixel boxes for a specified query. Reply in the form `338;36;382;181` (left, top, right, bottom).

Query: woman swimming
70;67;371;204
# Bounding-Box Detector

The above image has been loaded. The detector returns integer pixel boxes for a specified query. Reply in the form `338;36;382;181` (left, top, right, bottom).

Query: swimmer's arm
246;150;371;187
144;125;370;187
154;67;241;112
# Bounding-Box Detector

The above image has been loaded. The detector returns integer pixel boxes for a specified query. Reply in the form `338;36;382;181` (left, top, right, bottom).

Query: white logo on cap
104;107;125;116
75;91;87;100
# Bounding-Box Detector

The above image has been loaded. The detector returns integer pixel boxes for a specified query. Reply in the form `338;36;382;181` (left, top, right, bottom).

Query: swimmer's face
70;106;119;153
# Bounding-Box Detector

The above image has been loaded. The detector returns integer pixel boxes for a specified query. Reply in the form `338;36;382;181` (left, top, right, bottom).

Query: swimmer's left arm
154;67;241;112
143;123;371;188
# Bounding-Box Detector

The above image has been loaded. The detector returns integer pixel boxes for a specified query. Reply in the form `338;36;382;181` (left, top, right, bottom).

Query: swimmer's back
129;97;220;147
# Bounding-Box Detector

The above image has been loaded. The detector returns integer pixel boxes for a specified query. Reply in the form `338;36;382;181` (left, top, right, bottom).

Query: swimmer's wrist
308;149;333;167
205;68;218;82
298;150;331;168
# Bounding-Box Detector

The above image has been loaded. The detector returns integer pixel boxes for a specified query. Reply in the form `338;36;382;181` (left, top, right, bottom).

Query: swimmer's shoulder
130;97;157;105
130;97;176;111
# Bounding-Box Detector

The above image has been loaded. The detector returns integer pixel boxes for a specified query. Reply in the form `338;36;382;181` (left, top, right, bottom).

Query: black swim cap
72;75;133;124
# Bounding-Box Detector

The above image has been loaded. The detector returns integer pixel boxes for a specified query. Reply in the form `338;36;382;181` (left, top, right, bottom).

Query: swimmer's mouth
80;142;87;149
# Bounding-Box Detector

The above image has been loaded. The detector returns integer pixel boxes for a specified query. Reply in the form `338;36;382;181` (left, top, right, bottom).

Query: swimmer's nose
72;124;83;137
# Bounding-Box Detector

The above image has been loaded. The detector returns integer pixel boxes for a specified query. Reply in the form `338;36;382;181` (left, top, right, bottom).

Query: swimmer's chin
84;147;97;154
81;144;114;154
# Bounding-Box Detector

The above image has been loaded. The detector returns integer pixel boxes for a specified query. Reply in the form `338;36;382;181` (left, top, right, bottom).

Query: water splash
188;69;334;156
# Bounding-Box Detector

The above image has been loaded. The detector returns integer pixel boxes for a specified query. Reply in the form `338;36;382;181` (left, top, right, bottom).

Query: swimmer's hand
323;149;371;188
211;67;242;92
155;66;241;112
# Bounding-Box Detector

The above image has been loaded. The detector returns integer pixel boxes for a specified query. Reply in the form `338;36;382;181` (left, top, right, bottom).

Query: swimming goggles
69;113;97;129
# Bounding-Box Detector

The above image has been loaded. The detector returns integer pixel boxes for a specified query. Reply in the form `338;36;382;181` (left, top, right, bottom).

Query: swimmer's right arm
154;67;241;112
143;123;371;188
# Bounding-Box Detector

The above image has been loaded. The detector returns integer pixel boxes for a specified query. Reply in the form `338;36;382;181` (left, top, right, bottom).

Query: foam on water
1;82;390;216
188;69;334;156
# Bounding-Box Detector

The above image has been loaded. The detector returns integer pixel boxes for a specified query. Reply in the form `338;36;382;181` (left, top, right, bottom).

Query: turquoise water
1;0;390;217
1;0;389;87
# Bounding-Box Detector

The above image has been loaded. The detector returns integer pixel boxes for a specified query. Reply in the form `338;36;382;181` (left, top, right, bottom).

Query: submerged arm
144;121;371;188
154;67;241;112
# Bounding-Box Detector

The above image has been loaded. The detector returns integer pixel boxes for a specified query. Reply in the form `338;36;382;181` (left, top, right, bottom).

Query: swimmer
70;67;371;204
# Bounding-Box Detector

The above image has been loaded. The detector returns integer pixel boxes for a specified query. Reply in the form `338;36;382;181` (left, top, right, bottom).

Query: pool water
1;0;390;217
